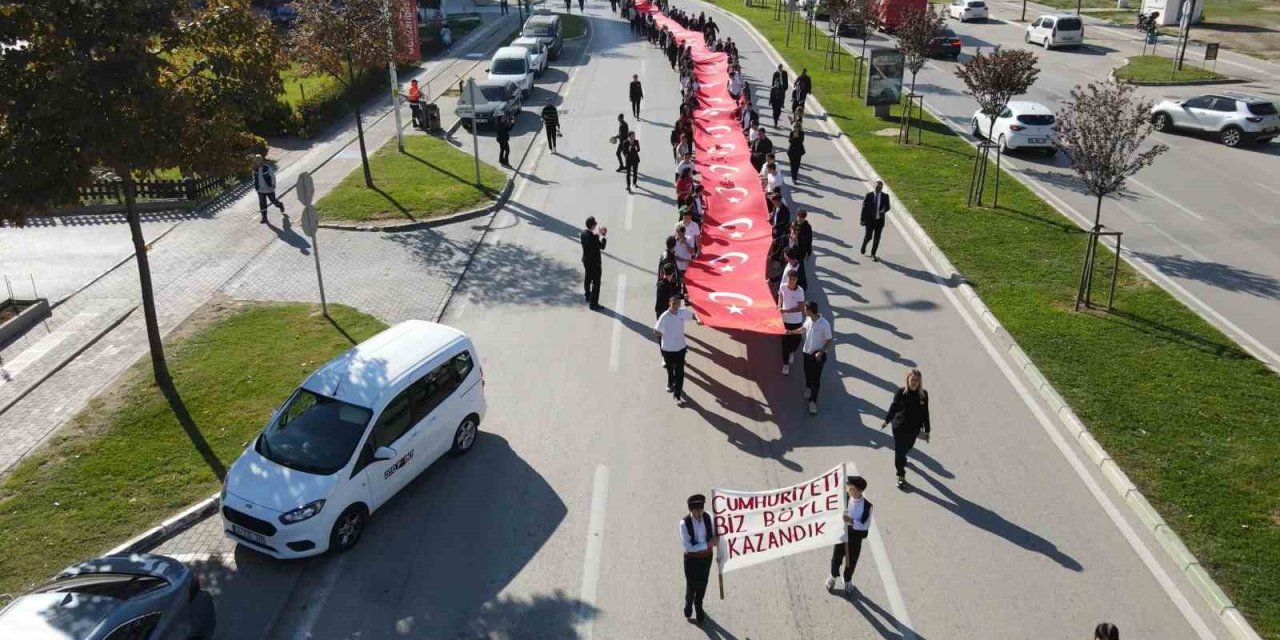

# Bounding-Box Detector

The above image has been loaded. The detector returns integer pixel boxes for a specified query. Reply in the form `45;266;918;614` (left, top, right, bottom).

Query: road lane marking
625;194;635;230
1131;179;1206;222
288;555;348;640
848;461;916;639
609;274;627;372
1256;182;1280;197
577;464;610;639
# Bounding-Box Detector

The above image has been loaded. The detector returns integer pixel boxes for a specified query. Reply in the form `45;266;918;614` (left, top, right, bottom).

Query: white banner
712;464;846;573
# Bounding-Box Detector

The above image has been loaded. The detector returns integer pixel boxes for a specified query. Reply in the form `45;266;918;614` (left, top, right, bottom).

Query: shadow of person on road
265;215;312;255
907;463;1083;571
843;587;931;640
697;613;744;640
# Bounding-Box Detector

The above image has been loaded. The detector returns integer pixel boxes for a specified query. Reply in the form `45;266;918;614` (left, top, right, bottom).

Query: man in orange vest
407;79;424;129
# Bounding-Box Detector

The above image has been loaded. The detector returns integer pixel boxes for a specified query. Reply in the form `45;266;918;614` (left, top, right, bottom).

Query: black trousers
625;162;639;189
782;321;803;364
584;263;602;305
616;144;626;169
662;347;688;394
546;127;558;151
788;151;802;182
803;352;825;401
684;552;713;612
830;529;867;581
861;223;884;256
632;99;642;118
894;428;920;477
409;103;424;127
498;139;510;165
257;191;283;216
771;103;782;127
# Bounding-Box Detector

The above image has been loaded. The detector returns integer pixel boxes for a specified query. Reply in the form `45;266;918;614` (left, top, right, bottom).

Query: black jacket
794;220;813;261
623;139;641;164
581;229;606;266
770;203;790;237
541;105;560;131
769;85;785;108
860;190;890;227
788;132;805;156
630;80;644;102
656;278;680;316
618;120;629;140
496;119;511;143
885;387;930;436
772;69;789;90
750;136;773;158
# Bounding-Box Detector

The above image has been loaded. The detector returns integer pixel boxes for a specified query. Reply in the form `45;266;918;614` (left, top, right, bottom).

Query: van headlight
279;499;326;525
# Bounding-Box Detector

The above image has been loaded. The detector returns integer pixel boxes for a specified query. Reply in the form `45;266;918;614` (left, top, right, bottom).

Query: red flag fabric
638;3;784;334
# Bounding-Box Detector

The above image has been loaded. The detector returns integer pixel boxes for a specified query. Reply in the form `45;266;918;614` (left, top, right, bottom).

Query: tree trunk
347;50;374;188
123;173;172;389
1093;193;1104;231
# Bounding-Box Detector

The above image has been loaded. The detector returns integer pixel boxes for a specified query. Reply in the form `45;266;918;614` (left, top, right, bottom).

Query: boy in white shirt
777;271;805;375
654;296;698;402
784;301;833;414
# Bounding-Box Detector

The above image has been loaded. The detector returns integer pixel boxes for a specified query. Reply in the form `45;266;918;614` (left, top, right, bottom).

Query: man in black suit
629;75;644;119
750;127;773;172
860;180;889;262
794;208;813;263
771;64;789;91
615;114;630;172
769;192;790;238
581;216;609;309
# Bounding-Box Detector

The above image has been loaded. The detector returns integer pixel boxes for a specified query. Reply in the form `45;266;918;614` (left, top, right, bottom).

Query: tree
0;0;283;389
849;0;883;59
292;0;399;188
895;3;944;96
954;48;1040;205
1054;82;1168;309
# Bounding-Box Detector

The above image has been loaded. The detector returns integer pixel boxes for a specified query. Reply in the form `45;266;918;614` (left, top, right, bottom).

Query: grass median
0;300;385;602
1114;54;1225;83
317;134;507;223
711;1;1280;633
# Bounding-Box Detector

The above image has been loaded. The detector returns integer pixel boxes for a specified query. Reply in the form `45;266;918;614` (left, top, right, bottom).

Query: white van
220;320;486;559
1025;14;1084;50
488;46;535;98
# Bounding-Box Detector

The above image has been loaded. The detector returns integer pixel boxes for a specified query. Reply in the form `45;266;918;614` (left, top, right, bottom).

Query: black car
927;27;963;59
836;20;868;38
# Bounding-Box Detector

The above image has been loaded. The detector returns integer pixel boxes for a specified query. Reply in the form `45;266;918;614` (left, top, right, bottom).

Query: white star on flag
719;265;735;272
730;231;744;239
727;197;741;203
727;305;745;314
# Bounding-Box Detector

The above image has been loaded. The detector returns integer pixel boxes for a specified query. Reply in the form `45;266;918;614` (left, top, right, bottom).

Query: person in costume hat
679;493;717;623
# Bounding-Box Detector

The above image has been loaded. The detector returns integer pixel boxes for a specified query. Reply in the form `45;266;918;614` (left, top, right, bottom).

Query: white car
510;37;549;76
948;0;988;22
971;101;1057;154
1151;93;1280;147
221;320;487;559
488;46;535;97
1025;14;1084;49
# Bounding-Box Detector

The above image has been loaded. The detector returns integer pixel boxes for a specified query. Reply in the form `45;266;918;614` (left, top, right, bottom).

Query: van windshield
492;57;527;75
256;389;372;475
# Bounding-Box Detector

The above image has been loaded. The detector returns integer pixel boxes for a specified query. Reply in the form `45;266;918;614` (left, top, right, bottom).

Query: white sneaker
808;401;818;415
781;364;790;375
824;576;836;591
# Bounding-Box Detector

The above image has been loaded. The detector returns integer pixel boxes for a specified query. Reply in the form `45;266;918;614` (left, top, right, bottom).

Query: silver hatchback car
1151;92;1280;147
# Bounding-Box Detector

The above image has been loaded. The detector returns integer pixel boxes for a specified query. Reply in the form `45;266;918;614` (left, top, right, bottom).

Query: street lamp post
385;0;405;153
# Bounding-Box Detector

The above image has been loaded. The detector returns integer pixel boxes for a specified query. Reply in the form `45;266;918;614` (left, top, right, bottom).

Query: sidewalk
0;13;523;479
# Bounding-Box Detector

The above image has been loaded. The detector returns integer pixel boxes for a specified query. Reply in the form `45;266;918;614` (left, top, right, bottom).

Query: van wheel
451;415;480;455
971;118;982;138
329;505;367;553
1152;112;1172;132
1220;126;1244;147
998;134;1009;154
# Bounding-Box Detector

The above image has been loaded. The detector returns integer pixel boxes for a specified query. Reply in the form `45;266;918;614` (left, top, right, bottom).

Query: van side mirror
373;446;396;461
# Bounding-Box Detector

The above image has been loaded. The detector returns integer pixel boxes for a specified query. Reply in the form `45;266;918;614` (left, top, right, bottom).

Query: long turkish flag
639;3;784;335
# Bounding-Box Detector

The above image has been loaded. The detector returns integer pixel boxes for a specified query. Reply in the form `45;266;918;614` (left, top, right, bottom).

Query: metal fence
78;176;232;205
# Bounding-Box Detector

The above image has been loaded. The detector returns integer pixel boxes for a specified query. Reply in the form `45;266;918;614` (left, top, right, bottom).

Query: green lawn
316;134;506;222
0;302;385;601
562;13;589;38
280;62;340;110
1115;54;1226;82
713;1;1280;635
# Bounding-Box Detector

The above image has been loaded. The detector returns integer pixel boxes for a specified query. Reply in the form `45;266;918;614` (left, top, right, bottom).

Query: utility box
1142;0;1203;26
423;103;442;132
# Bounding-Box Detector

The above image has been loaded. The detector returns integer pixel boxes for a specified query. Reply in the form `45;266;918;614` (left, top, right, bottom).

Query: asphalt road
158;3;1244;638
822;0;1280;370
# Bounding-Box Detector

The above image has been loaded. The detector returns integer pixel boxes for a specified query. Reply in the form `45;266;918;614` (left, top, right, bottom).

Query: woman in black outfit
787;123;806;183
881;369;930;489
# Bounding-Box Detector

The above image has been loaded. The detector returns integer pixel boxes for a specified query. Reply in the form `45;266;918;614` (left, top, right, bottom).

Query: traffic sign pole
296;171;329;318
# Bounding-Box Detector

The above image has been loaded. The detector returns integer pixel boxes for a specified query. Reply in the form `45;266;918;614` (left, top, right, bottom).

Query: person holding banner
679;494;717;624
881;368;930;489
827;476;872;594
784;301;833;414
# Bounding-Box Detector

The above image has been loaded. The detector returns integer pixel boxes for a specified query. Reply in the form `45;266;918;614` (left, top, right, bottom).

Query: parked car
221;320;487;559
1025;14;1084;49
971;101;1057;154
1151;93;1280;147
948;0;988;21
488;46;535;97
0;553;216;640
510;36;549;76
522;14;564;59
836;19;868;38
927;26;963;59
456;80;523;129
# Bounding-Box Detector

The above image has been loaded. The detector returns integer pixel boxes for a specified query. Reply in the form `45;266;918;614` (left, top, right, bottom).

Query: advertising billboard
865;48;905;107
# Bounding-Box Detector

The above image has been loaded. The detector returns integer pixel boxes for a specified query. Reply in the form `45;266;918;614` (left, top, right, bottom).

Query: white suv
1151;93;1280;147
221;320;486;559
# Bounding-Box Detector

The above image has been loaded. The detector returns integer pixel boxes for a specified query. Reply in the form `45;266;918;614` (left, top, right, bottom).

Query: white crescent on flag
707;291;754;314
708;252;751;273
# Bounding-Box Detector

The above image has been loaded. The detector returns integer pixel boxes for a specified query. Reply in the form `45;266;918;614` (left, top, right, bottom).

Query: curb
710;4;1263;640
1108;61;1242;86
316;178;513;233
107;493;220;556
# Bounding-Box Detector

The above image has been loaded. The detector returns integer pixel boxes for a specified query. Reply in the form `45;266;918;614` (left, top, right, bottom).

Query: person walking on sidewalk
578;0;584;11
564;0;571;12
787;123;806;183
784;301;833;415
778;271;806;376
500;0;510;14
655;296;697;402
614;114;630;172
881;368;930;489
749;126;773;172
580;216;609;310
772;63;789;91
496;115;512;167
629;75;644;119
860;180;889;261
656;262;680;319
542;103;561;153
623;131;641;193
253;155;285;224
679;494;717;624
791;68;811;115
407;79;424;129
769;82;786;128
826;475;872;595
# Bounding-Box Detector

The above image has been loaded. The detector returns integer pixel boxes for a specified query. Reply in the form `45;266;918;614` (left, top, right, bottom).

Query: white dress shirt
674;235;693;271
679;220;701;248
801;315;833;354
679;514;712;554
765;167;785;194
840;496;872;542
778;283;805;324
674;159;695;177
655;308;694;352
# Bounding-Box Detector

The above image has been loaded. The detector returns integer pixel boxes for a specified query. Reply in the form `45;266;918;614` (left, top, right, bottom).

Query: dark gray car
0;553;216;640
455;80;523;130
